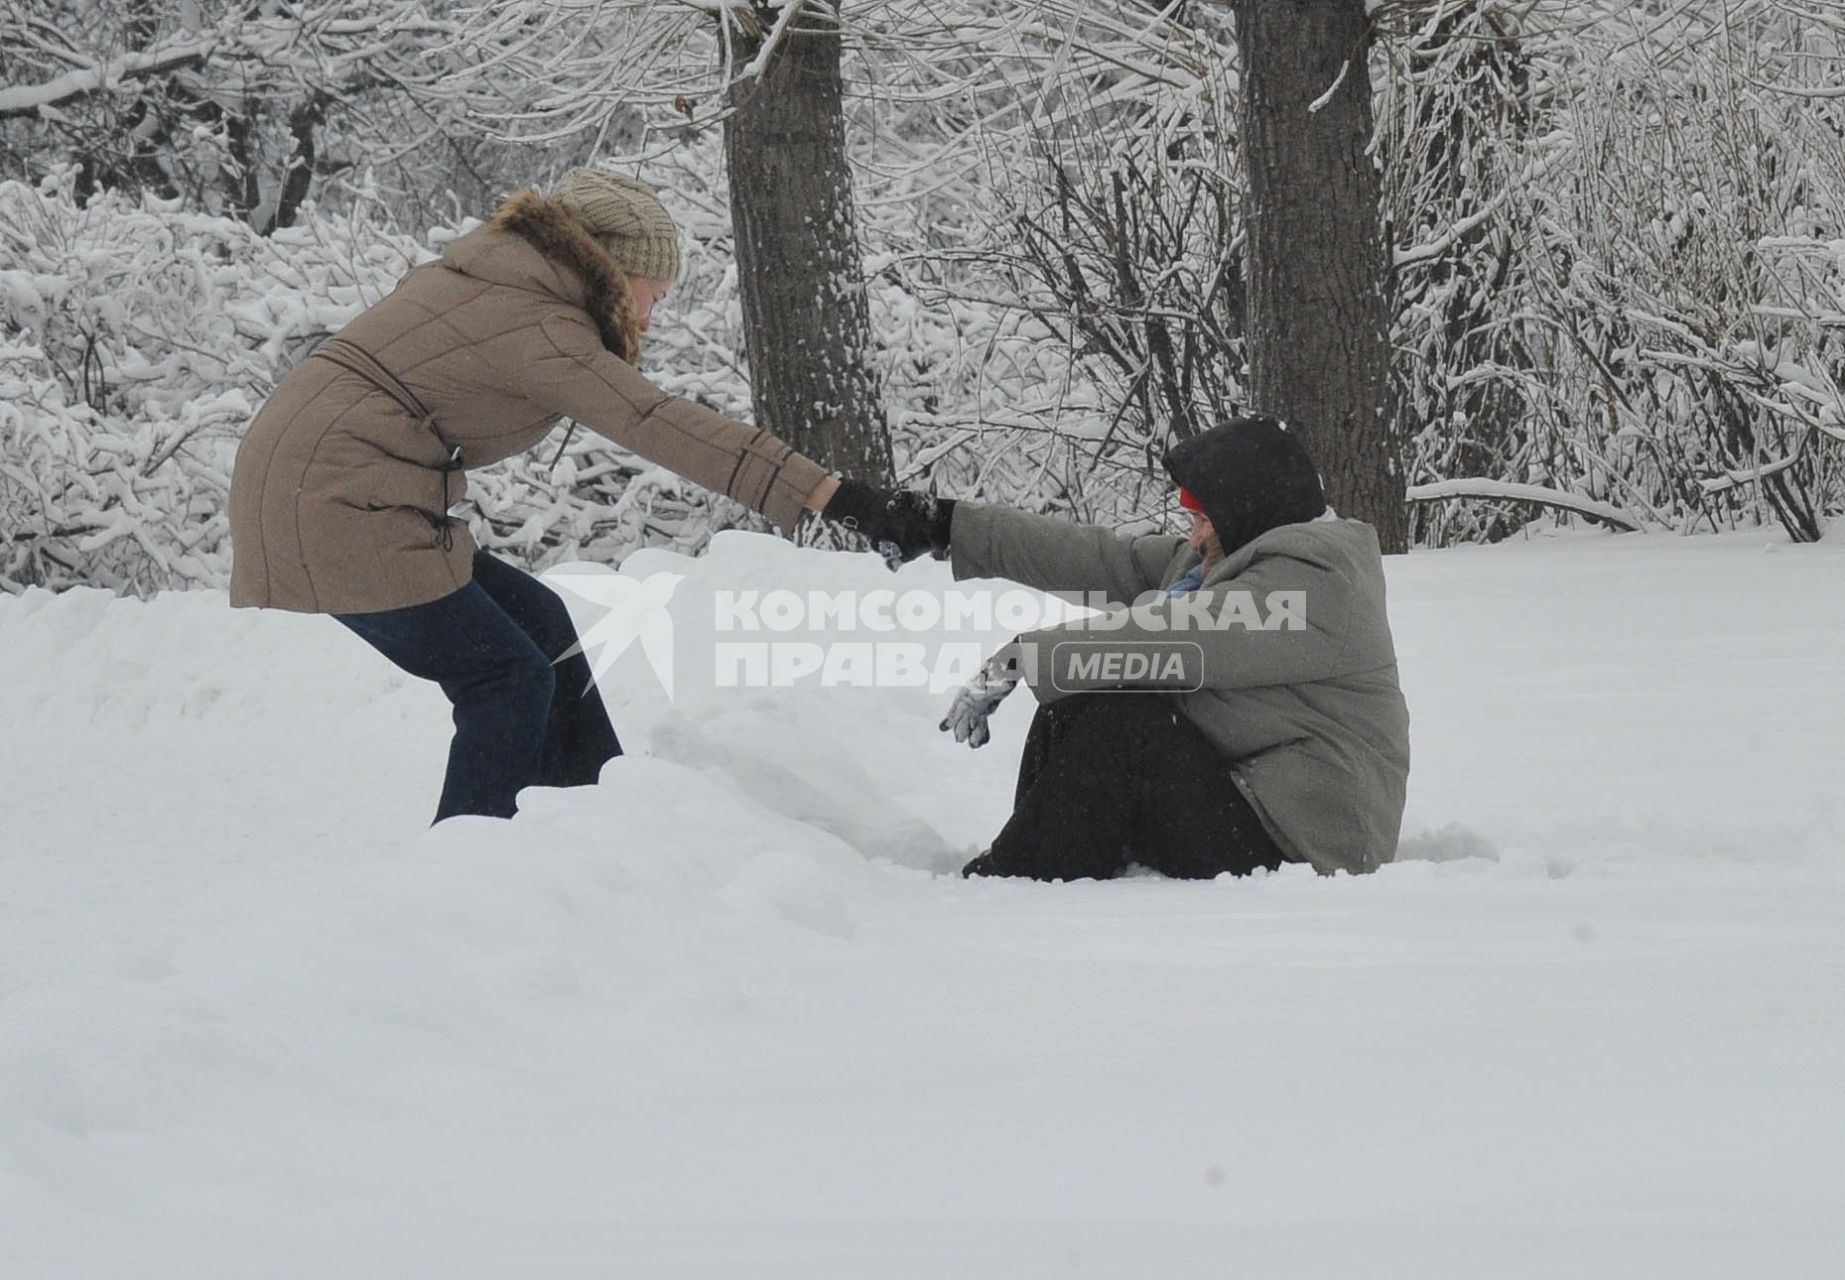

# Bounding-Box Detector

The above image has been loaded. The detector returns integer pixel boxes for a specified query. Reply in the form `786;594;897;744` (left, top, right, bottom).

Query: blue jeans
335;552;622;823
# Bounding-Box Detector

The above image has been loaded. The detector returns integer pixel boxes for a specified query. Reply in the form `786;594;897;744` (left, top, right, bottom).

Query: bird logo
546;566;685;701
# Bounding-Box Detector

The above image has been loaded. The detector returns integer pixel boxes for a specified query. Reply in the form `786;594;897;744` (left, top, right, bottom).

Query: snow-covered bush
1381;1;1845;542
0;174;426;593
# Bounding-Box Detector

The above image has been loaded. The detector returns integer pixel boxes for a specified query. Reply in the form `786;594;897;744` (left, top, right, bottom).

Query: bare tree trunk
270;93;327;233
221;107;263;224
1231;0;1404;551
723;2;893;485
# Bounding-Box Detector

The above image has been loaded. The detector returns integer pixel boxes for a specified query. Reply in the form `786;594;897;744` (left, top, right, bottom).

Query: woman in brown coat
228;169;862;822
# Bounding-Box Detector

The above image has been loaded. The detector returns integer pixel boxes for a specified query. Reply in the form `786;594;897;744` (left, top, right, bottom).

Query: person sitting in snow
826;415;1411;881
228;167;906;823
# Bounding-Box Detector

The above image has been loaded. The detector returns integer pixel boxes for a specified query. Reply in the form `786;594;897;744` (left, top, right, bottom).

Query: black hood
1162;415;1327;554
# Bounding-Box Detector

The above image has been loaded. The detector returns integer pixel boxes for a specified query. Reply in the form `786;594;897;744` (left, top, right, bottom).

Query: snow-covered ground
2;528;1841;1279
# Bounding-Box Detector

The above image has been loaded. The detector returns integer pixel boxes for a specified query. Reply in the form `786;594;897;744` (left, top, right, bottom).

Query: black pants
335;551;622;823
968;694;1285;882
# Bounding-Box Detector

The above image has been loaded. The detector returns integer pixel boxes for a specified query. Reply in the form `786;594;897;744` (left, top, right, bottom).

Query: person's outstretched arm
949;503;1184;606
515;306;831;534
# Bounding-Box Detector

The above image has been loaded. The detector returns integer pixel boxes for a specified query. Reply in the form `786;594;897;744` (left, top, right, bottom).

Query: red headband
1178;487;1204;514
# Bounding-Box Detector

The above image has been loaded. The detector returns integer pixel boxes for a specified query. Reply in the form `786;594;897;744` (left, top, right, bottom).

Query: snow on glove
939;643;1024;749
821;478;955;571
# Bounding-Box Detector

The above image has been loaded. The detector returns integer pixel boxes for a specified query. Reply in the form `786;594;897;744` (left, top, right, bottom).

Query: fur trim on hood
490;189;642;363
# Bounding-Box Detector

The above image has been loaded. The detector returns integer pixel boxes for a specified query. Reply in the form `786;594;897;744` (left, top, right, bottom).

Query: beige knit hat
552;168;682;281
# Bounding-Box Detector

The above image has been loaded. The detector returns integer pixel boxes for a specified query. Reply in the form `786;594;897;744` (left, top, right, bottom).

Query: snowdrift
2;530;1841;1279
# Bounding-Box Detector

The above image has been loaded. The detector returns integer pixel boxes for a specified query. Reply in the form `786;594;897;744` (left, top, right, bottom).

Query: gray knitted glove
940;644;1025;748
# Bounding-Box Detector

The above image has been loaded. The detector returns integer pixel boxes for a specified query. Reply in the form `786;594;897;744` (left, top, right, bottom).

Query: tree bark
724;1;894;484
1231;0;1404;551
270;93;327;233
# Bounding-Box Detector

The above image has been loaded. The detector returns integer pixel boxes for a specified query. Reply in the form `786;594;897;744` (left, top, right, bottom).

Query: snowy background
4;528;1841;1278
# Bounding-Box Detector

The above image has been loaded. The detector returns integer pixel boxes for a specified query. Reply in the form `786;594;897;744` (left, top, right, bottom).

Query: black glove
822;479;955;570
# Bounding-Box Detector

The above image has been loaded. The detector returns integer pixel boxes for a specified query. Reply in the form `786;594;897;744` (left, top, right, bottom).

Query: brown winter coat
228;190;827;614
